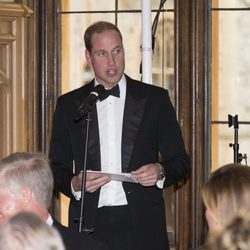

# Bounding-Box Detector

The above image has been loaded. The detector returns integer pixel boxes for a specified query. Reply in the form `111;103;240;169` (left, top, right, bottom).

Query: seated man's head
0;152;54;223
202;164;250;234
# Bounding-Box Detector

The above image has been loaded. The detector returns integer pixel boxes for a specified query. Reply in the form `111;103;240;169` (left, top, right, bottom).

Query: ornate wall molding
0;3;32;17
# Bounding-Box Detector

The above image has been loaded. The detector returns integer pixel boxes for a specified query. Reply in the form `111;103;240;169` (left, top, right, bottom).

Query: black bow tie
105;85;120;98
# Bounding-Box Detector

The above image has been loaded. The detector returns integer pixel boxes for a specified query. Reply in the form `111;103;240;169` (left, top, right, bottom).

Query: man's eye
97;51;106;56
113;48;121;54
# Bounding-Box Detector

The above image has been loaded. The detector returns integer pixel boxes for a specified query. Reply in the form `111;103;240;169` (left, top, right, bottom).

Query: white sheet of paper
87;170;138;183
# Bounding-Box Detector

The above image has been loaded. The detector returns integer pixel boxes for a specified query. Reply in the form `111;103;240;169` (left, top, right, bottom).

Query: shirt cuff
156;178;165;189
71;181;81;200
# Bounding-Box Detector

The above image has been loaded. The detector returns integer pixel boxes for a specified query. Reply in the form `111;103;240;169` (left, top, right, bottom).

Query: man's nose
107;54;115;65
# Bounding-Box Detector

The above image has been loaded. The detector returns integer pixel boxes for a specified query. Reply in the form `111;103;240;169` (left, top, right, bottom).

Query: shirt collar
46;213;53;227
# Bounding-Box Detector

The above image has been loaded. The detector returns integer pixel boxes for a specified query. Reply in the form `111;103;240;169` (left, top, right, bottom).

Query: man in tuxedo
0;152;109;250
49;21;191;250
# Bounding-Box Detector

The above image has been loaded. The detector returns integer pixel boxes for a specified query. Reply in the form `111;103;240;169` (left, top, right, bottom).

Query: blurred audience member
0;212;65;250
202;163;250;239
0;152;109;250
205;215;250;250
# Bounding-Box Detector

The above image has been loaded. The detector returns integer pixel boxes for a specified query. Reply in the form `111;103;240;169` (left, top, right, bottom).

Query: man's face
85;30;125;89
0;185;24;224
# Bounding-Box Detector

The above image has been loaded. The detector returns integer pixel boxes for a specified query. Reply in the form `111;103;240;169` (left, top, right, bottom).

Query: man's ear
18;187;32;205
85;49;91;64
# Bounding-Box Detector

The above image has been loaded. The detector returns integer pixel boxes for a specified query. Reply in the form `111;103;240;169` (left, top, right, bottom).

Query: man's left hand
131;164;161;186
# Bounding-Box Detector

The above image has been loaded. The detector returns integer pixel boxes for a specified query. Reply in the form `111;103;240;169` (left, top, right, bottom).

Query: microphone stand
74;86;107;232
78;111;91;233
228;114;247;164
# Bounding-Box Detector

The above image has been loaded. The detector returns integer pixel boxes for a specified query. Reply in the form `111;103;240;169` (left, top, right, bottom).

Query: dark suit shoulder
53;219;110;250
58;81;94;103
125;74;169;96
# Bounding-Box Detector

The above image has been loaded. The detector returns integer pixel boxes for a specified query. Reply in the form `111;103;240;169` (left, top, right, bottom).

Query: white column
141;0;152;84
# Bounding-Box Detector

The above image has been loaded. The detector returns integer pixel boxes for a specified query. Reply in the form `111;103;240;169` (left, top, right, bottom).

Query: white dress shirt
97;75;127;207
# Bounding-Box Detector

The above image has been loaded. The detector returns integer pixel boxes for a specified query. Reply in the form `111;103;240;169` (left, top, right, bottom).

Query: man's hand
72;172;110;193
131;163;162;186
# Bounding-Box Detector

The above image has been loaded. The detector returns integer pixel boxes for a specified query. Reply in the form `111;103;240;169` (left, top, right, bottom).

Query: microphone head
92;84;106;98
74;85;106;123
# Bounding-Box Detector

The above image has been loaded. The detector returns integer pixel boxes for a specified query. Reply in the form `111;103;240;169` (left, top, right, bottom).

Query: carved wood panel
0;3;33;158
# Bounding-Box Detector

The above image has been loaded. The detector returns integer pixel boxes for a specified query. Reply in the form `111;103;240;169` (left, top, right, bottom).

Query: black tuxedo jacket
53;219;110;250
50;74;190;250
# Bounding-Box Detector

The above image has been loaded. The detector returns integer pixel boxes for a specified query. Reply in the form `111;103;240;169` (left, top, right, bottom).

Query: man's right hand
71;172;111;193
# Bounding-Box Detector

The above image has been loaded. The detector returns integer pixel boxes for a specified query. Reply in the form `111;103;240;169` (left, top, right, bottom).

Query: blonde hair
202;164;250;229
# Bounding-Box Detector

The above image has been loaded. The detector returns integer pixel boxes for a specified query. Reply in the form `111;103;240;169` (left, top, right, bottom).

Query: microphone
74;85;106;122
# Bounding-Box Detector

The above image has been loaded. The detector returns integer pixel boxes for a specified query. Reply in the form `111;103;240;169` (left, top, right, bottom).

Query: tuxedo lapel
87;106;101;171
122;78;147;173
